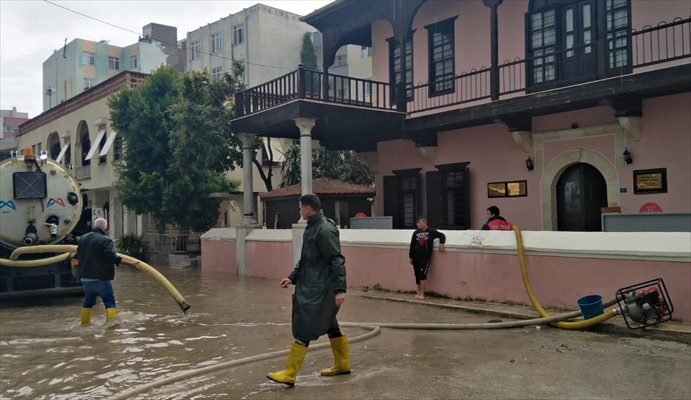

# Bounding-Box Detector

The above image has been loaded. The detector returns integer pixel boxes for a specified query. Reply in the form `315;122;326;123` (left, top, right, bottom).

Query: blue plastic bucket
577;295;604;319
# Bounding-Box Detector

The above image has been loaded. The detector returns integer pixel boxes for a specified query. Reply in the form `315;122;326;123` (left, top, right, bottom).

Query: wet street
1;266;689;400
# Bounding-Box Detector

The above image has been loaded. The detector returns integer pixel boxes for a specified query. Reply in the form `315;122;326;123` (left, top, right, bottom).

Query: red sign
639;202;662;213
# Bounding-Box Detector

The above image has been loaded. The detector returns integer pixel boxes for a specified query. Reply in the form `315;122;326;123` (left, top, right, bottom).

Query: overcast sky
0;0;334;118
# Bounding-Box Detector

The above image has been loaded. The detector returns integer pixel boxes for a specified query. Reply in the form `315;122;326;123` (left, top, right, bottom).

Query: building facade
186;4;314;87
42;25;176;112
19;72;148;239
185;3;373;228
230;0;690;232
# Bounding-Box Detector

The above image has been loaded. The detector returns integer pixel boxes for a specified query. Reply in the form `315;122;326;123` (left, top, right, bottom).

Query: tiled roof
259;177;375;199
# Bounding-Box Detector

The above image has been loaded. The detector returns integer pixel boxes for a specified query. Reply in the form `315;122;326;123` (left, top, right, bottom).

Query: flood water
1;265;689;400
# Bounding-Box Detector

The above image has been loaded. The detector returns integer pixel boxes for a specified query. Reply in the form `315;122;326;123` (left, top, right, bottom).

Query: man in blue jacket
76;217;139;325
267;193;349;386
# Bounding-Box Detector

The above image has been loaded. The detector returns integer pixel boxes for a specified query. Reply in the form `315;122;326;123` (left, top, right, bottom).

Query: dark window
607;0;630;69
426;17;457;96
233;23;244;45
81;133;91;166
388;37;413;101
98;132;107;164
426;162;470;229
400;176;419;227
528;9;557;84
526;0;631;88
384;169;422;229
113;136;123;161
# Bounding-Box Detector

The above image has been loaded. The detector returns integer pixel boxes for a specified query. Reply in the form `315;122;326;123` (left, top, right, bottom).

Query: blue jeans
81;280;116;309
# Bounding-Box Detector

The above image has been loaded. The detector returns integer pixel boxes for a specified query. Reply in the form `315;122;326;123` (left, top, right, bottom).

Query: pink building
204;1;691;321
231;0;690;232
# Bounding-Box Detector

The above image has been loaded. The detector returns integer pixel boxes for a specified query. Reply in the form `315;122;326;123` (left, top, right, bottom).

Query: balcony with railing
234;17;690;121
74;165;91;181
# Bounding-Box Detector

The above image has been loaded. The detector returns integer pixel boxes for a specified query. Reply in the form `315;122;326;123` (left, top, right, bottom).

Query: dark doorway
556;163;607;231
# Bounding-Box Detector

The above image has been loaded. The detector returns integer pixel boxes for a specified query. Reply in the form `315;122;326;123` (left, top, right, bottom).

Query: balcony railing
235;67;395;117
74;165;91;181
234;17;690;119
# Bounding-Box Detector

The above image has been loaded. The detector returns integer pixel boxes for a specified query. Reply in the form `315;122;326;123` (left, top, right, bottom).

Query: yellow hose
118;253;191;313
512;225;619;328
0;252;70;266
5;244;190;313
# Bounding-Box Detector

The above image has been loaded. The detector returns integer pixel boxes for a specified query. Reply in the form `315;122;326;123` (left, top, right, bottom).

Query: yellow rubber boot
105;308;117;322
321;336;351;376
267;342;308;386
80;308;92;326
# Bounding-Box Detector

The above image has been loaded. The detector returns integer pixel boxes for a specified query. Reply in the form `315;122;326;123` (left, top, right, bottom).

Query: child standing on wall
408;215;445;300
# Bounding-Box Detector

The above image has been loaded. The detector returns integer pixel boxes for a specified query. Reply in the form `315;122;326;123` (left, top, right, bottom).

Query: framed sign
633;168;667;194
487;180;527;198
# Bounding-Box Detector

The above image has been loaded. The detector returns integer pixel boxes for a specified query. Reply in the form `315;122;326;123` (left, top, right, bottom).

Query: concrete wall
202;228;691;322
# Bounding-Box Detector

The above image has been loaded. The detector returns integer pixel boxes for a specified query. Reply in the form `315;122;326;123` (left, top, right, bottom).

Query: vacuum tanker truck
0;148;90;298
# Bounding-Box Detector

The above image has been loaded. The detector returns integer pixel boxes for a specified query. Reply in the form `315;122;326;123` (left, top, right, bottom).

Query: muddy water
1;266;689;400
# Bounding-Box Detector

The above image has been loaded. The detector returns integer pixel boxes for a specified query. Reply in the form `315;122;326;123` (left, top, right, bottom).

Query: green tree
109;65;247;232
279;140;301;188
301;32;320;96
108;66;181;228
279;141;374;188
168;68;243;231
300;32;318;70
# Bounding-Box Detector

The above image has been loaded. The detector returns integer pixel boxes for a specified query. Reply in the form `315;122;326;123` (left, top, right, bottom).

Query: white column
237;133;256;226
294;118;316;195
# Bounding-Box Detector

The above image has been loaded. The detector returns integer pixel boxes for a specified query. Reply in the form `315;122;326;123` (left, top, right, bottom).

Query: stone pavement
349;287;691;344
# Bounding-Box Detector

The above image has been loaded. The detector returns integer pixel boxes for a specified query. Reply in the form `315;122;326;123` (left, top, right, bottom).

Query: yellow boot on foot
80;308;92;326
105;307;117;321
321;336;351;376
267;342;308;386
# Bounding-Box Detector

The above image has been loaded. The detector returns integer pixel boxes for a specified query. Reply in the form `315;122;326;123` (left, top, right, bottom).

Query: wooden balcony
232;17;690;149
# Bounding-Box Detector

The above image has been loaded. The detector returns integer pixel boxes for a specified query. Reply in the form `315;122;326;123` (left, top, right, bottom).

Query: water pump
616;278;674;329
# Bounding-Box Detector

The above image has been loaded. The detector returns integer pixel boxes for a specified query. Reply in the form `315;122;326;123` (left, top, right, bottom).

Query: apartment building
42;24;177;112
187;4;313;87
231;0;690;232
185;3;373;228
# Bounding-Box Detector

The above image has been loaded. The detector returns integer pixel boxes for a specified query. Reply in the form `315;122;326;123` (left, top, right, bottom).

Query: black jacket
76;228;122;281
409;227;446;259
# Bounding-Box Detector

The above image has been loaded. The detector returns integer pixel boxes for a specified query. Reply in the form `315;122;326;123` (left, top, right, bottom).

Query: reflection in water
0;268;292;399
2;267;690;399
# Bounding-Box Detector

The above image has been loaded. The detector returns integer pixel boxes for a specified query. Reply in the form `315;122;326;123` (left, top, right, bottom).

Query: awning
84;129;106;160
55;143;70;163
99;130;117;157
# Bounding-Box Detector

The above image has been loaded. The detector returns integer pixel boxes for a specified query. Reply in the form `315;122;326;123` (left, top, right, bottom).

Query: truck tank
0;148;87;298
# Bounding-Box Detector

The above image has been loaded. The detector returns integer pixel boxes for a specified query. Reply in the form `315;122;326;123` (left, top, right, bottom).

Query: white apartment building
42;24;177;112
185;4;373;227
186;4;312;87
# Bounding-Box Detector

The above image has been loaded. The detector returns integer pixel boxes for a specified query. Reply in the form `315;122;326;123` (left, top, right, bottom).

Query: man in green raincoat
267;193;349;386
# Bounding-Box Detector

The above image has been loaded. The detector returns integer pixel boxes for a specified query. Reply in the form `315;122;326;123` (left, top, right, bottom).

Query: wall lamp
623;148;633;165
526;156;534;171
